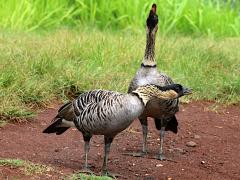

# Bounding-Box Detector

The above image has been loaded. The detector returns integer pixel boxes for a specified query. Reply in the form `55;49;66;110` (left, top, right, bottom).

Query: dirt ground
0;101;240;180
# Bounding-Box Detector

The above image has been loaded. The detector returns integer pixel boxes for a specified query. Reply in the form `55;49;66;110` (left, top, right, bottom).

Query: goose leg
154;118;166;160
154;117;177;161
141;119;148;155
132;117;148;157
79;134;93;174
123;117;148;157
101;136;116;178
158;126;166;160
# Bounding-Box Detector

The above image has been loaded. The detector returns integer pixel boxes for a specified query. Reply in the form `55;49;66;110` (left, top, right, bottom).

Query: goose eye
175;87;180;92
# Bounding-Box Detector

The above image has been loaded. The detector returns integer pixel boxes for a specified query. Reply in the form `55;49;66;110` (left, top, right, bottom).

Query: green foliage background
0;0;239;36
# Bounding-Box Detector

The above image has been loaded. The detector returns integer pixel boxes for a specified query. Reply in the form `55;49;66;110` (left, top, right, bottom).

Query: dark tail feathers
43;101;74;135
154;115;178;134
42;117;70;135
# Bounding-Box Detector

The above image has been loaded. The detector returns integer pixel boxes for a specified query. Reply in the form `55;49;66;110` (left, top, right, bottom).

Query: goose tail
43;102;75;135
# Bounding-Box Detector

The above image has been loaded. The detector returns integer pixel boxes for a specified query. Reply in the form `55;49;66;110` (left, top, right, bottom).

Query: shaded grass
0;29;240;120
0;158;52;175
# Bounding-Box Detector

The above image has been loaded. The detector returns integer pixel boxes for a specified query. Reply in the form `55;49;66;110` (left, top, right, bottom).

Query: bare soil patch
0;102;239;179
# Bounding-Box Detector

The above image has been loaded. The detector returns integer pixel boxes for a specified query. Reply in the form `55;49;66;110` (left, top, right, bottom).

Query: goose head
146;4;158;35
133;84;192;105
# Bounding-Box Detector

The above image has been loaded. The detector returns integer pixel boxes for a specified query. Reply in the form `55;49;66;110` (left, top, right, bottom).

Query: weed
68;172;112;180
0;120;7;127
0;158;52;175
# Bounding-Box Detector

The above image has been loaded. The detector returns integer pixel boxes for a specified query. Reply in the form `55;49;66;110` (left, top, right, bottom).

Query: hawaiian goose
128;4;185;160
43;84;191;176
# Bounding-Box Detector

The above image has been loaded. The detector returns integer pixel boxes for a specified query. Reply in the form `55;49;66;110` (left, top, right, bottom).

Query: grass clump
0;158;52;175
0;29;239;120
0;120;7;127
0;159;24;167
68;172;112;180
0;159;109;179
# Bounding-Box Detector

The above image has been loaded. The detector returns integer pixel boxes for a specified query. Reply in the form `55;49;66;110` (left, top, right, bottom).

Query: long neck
142;28;157;66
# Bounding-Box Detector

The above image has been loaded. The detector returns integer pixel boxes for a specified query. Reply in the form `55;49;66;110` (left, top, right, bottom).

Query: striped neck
132;85;179;106
142;27;157;66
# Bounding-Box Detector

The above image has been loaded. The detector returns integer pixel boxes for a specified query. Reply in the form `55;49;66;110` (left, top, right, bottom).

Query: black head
156;84;192;97
146;4;158;31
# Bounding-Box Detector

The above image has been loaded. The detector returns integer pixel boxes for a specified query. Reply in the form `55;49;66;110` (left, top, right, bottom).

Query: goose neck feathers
132;85;179;105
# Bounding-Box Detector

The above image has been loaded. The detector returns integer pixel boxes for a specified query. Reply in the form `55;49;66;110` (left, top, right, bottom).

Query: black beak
182;87;192;95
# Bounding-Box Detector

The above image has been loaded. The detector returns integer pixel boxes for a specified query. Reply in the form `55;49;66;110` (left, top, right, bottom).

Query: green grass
0;158;111;179
0;120;7;127
0;29;239;120
0;0;239;37
67;172;112;180
0;158;52;175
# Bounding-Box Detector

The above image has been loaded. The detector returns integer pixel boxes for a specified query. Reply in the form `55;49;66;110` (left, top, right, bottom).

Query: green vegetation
0;120;7;127
67;172;112;180
0;0;239;37
0;29;239;120
0;158;111;179
0;159;24;167
0;158;52;175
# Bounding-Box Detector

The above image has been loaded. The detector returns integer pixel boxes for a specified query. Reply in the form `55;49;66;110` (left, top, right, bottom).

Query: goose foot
152;155;176;162
156;153;166;161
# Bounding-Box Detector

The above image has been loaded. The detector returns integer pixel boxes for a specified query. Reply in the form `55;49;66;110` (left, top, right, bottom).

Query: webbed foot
156;153;166;161
153;154;176;162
